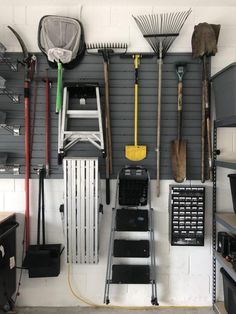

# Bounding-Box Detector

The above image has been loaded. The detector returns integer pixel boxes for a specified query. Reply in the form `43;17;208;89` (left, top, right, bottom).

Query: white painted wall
0;0;236;307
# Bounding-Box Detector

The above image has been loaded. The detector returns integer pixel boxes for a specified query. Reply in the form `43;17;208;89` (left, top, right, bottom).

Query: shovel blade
125;145;146;161
171;139;187;183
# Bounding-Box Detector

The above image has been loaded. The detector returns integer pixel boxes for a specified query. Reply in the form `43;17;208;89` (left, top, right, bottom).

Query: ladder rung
112;265;150;284
116;209;149;231
113;240;150;258
67;110;99;119
64;131;101;135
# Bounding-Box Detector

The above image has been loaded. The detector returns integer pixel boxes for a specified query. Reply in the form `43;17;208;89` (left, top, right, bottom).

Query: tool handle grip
177;82;183;140
177;82;183;111
106;178;110;205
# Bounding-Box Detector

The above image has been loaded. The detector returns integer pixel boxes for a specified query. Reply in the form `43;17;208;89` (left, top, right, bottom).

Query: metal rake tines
86;42;128;51
133;9;192;56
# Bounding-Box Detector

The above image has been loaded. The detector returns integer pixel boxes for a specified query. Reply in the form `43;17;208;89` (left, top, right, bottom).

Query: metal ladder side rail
59;86;69;154
147;171;158;305
104;171;120;304
95;86;104;151
104;206;117;304
149;208;158;305
58;87;68;157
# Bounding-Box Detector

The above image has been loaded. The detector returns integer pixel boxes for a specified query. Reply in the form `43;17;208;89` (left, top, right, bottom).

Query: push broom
133;9;192;196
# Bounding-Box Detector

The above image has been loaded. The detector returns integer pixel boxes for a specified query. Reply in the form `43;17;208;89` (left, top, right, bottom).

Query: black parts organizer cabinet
213;117;236;314
104;166;158;305
169;185;205;246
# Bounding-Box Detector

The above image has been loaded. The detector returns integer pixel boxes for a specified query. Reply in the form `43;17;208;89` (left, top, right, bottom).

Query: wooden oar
171;64;187;183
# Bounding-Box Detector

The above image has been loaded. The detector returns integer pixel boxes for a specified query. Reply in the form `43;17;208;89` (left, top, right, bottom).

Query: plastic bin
211;63;236;120
228;174;236;213
220;268;236;314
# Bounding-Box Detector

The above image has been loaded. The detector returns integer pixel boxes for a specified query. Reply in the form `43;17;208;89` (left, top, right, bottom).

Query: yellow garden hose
67;263;210;311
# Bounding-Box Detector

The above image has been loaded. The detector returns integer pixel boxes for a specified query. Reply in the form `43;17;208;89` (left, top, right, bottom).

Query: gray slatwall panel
0;52;203;179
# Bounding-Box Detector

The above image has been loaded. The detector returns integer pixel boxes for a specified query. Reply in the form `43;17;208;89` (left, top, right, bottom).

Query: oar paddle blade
125;145;146;161
171;139;187;183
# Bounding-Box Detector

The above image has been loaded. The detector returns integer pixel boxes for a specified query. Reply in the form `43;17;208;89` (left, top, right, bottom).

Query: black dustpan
24;167;62;278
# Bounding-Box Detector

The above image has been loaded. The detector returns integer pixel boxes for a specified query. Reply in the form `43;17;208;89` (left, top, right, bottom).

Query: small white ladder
58;83;104;160
63;157;101;264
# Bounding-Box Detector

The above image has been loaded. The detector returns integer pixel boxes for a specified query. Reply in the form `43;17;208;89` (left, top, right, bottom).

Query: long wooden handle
156;55;163;197
104;61;112;204
201;81;205;183
203;56;212;181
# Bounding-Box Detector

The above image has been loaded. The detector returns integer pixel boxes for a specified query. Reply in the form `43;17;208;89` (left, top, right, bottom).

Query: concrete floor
15;307;214;314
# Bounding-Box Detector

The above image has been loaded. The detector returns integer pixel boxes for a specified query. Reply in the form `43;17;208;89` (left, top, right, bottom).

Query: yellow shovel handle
134;54;140;146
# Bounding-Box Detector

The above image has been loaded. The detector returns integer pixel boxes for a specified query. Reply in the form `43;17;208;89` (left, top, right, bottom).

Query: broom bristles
133;9;192;57
86;42;128;50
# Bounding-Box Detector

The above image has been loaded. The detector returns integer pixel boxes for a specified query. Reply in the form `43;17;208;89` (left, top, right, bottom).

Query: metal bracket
0;42;17;71
0;124;20;136
0;164;20;175
0;56;17;71
0;88;19;103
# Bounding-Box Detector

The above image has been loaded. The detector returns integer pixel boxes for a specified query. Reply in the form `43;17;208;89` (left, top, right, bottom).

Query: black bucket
25;244;61;278
228;174;236;213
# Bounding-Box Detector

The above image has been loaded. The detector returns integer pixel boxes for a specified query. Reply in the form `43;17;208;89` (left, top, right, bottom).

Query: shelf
213;302;227;314
214;251;236;282
215;116;236;128
216;160;236;169
216;212;236;233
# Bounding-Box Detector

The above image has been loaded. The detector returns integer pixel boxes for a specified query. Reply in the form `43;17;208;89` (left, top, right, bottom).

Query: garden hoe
125;54;146;161
171;64;187;183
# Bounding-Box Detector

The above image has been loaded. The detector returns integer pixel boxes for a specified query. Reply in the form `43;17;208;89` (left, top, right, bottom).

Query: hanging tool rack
0;153;19;175
0;42;17;71
0;111;20;136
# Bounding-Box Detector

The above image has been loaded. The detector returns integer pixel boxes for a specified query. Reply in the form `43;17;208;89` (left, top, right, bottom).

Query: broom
133;9;192;197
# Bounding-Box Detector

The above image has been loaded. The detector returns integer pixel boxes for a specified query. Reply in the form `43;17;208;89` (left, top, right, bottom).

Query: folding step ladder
58;83;104;160
63;157;101;264
104;166;158;305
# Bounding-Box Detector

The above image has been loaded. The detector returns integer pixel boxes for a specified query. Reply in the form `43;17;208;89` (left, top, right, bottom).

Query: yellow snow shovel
125;54;146;161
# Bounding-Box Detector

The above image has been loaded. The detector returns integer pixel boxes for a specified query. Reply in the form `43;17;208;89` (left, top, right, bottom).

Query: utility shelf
213;301;227;314
214;251;236;282
216;212;236;233
215;116;236;128
216;160;236;169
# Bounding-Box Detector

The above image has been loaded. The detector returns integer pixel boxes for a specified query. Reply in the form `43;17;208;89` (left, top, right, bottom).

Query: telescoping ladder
104;166;158;305
58;83;104;161
63;157;101;264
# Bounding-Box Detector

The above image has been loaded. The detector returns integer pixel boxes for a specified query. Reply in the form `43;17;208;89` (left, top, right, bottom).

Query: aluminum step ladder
58;83;104;160
63;157;102;264
104;166;158;305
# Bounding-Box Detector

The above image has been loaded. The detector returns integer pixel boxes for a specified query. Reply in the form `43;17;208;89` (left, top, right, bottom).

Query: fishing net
38;15;85;69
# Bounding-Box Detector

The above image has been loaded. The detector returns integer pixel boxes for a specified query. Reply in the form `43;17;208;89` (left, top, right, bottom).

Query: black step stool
104;166;158;306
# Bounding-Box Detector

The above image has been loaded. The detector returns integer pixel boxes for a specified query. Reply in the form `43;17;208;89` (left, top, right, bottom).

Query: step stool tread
112;265;150;284
113;240;150;257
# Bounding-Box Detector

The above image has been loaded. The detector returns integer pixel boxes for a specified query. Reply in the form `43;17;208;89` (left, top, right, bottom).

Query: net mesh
39;16;82;64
